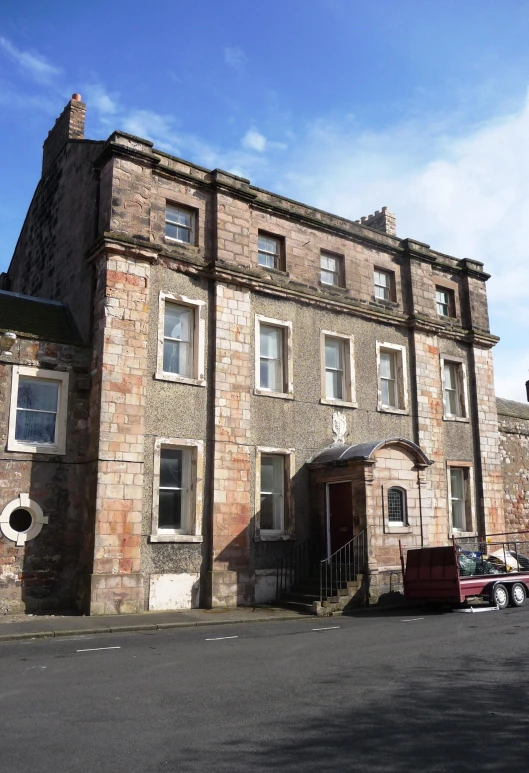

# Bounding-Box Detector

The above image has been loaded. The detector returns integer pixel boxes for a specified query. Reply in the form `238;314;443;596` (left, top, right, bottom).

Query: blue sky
1;0;529;399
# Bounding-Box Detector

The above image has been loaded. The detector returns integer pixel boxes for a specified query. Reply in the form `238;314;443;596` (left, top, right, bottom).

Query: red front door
327;481;354;555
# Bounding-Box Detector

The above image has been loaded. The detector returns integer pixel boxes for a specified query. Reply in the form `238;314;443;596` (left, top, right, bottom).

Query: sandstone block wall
498;408;529;533
0;337;91;614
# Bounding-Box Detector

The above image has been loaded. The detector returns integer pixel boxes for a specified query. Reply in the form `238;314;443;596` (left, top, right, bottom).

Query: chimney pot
72;93;82;101
526;380;529;402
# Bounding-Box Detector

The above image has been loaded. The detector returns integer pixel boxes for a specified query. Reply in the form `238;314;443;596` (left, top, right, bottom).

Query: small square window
8;367;69;454
260;454;285;533
374;270;393;301
449;467;472;532
165;205;195;244
258;233;283;270
320;252;343;287
436;287;454;317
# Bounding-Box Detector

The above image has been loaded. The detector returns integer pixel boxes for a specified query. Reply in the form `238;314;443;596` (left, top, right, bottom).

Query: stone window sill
149;534;203;543
449;530;477;539
320;398;358;409
385;525;413;534
377;405;409;416
443;415;470;424
154;372;206;387
254;534;295;542
254;388;294;400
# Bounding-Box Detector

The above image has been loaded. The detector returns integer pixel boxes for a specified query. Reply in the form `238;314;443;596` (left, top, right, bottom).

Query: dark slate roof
0;290;83;344
496;397;529;421
308;437;433;466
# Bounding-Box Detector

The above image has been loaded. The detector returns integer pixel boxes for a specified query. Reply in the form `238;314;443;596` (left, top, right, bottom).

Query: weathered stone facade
0;303;90;614
497;398;529;534
1;94;523;614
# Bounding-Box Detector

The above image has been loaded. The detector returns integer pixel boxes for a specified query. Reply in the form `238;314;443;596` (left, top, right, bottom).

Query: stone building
0;94;512;614
497;394;529;535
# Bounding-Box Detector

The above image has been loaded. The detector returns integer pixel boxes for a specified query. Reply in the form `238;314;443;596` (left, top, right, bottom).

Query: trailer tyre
491;583;509;609
509;582;526;607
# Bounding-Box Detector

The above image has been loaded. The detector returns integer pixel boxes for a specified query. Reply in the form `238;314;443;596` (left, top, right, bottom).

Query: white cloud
224;46;246;67
83;84;118;115
242;129;267;152
270;92;529;401
0;36;61;84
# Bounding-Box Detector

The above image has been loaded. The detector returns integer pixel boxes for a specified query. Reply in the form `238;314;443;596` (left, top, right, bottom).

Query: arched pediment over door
307;438;433;562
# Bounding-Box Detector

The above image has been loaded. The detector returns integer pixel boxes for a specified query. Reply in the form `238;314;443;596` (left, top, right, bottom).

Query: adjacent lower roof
496;397;529;421
0;290;82;345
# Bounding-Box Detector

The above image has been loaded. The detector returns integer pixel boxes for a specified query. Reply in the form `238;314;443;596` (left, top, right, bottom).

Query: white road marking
205;635;239;641
76;646;121;653
311;626;341;631
401;618;425;622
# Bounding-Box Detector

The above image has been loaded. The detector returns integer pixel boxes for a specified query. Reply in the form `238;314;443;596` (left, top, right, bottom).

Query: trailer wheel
491;583;509;609
510;582;526;607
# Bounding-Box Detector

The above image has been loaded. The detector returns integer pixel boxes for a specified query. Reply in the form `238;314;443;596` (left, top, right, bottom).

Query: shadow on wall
160;650;529;772
18;459;87;615
211;464;311;605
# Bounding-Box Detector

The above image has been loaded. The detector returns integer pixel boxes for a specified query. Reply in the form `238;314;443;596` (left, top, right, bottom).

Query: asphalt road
1;605;528;772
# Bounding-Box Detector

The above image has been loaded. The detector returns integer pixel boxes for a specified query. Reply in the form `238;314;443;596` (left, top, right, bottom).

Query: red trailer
400;534;529;609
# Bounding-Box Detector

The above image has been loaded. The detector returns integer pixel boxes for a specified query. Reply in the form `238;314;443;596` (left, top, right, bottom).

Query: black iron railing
276;538;312;601
320;531;367;603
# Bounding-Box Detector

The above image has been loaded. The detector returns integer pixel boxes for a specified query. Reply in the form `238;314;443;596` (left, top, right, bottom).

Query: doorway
326;481;354;557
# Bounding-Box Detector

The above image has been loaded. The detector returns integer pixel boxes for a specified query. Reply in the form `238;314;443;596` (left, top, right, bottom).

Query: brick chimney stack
42;93;86;177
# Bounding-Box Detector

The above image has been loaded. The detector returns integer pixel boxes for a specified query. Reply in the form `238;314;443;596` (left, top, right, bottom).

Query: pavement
0;604;312;641
1;602;527;772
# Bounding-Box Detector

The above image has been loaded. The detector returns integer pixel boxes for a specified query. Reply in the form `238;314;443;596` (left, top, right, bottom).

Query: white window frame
320;330;357;408
155;292;206;386
376;342;409;414
440;355;469;422
320;251;343;287
254;315;293;399
387;486;407;527
258;232;282;270
150;437;204;543
447;463;476;537
374;269;393;302
436;287;453;317
165;204;196;245
255;446;295;541
7;366;69;455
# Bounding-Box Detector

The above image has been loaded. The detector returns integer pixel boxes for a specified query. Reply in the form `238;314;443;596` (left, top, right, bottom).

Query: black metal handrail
320;531;367;603
276;538;312;601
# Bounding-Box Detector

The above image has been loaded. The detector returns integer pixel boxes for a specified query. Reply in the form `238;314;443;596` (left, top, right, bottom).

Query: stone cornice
94;134;489;280
93;141;161;171
86;234;499;347
86;234;160;264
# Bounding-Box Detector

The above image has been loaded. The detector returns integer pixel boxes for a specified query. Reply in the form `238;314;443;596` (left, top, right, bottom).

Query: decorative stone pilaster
472;346;505;534
209;283;254;606
413;331;446;544
87;243;154;614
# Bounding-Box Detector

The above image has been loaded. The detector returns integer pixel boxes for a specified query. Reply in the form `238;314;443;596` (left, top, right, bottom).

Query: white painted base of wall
149;573;200;610
254;569;277;604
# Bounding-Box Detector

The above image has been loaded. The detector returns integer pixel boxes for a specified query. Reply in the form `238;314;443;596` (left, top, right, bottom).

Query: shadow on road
163;648;529;772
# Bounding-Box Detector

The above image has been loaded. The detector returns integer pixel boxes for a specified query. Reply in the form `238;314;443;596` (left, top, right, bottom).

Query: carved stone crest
332;411;347;445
